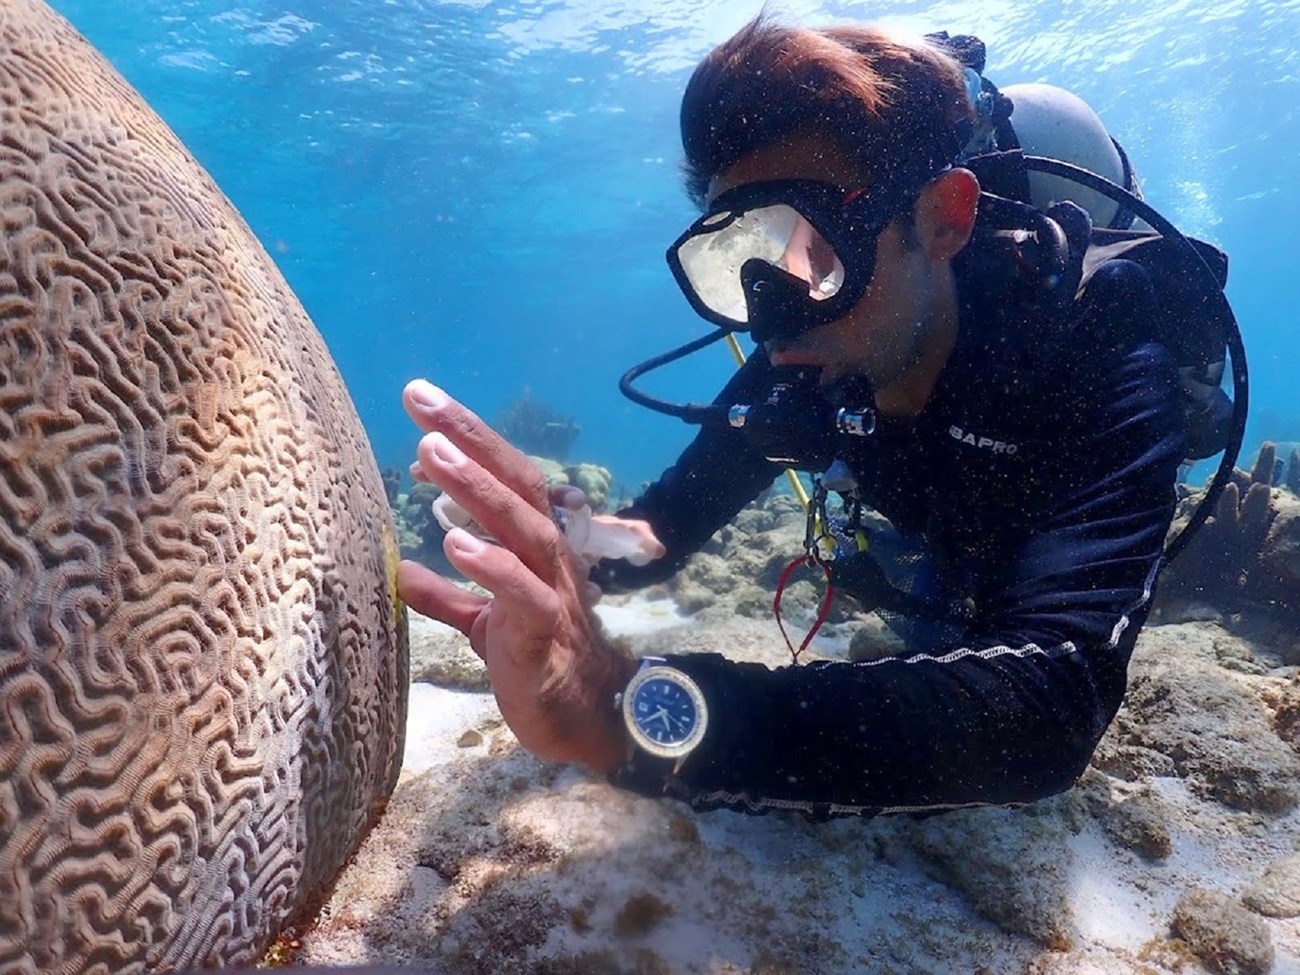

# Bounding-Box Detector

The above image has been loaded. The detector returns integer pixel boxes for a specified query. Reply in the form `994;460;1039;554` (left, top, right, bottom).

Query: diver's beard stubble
822;314;930;390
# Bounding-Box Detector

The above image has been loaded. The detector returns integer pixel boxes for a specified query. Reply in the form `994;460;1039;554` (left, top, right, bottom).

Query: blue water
46;0;1300;492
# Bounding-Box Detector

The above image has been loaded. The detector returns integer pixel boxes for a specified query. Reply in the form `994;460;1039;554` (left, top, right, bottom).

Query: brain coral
0;2;409;972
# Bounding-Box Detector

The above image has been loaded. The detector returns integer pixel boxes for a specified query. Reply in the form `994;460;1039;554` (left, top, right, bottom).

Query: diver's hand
396;379;636;773
416;453;666;569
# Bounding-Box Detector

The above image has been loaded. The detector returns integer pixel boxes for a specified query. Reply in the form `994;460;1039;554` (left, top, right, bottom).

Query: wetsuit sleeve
612;261;1187;816
591;353;787;591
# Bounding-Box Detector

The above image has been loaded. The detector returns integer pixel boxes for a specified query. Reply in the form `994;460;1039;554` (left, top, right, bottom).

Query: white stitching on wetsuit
1107;557;1162;649
853;640;1066;667
684;791;1024;817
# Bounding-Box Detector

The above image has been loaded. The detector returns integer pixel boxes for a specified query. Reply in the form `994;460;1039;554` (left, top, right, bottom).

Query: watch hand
662;710;694;736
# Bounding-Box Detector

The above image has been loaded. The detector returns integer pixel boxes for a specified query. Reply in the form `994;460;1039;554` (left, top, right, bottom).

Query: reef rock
1170;888;1275;975
1243;855;1300;920
393;481;451;565
565;462;613;512
1096;624;1300;813
672;491;866;629
1082;777;1174;861
0;3;407;972
409;612;488;690
905;802;1078;949
1248;440;1300;495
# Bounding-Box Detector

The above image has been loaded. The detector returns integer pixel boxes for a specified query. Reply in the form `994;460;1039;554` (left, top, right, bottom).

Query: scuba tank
931;32;1144;230
998;82;1142;231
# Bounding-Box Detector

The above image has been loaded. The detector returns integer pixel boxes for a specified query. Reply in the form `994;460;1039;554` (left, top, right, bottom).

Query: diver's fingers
416;431;568;585
396;559;488;639
403;379;551;516
442;529;561;660
549;483;587;511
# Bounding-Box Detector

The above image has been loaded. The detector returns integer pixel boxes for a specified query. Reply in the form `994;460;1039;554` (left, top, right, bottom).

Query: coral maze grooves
0;2;408;972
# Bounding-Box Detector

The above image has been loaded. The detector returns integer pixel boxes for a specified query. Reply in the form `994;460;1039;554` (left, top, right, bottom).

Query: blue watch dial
621;664;708;760
631;676;698;746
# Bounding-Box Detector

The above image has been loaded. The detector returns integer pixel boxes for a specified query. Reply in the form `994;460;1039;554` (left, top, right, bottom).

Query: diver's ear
915;168;979;260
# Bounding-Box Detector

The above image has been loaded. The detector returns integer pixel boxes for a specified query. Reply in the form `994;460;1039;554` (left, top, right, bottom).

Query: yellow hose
723;332;811;511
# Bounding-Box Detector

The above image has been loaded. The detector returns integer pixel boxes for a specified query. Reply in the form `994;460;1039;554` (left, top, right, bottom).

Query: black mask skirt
665;177;928;345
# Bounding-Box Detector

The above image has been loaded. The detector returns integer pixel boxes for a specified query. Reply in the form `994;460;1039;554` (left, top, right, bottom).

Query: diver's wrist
583;655;638;774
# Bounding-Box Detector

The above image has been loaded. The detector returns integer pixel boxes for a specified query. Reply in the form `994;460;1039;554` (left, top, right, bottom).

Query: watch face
623;665;708;759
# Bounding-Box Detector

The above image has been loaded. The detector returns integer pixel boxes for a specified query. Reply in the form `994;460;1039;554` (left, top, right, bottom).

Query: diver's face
708;130;956;391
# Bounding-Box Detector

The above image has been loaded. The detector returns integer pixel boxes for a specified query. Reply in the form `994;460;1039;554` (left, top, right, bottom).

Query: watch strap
607;745;684;798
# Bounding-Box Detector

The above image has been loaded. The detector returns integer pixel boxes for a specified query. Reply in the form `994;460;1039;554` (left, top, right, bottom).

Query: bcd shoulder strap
1081;229;1234;460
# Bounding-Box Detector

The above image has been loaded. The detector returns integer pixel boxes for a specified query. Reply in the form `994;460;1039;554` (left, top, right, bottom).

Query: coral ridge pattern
0;1;408;971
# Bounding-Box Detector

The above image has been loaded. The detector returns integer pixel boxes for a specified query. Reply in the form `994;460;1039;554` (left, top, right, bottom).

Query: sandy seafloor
289;583;1300;975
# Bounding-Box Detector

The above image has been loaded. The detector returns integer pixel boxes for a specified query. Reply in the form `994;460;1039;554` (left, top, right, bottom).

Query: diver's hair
680;15;974;207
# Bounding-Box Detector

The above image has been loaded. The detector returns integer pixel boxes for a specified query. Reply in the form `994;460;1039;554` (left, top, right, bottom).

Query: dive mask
666;178;923;345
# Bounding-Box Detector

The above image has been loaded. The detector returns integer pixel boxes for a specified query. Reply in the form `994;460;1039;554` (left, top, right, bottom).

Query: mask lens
675;203;846;325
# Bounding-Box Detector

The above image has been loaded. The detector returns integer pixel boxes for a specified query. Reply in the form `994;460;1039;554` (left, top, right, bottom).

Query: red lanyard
772;553;835;665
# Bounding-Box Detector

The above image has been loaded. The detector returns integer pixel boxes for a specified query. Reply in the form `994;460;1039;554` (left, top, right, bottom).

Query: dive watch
615;656;708;772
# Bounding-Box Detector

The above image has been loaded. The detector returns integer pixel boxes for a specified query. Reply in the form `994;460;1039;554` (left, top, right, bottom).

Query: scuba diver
398;16;1246;816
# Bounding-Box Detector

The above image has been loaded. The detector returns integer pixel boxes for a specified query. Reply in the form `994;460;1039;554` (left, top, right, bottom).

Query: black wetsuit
595;247;1186;817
